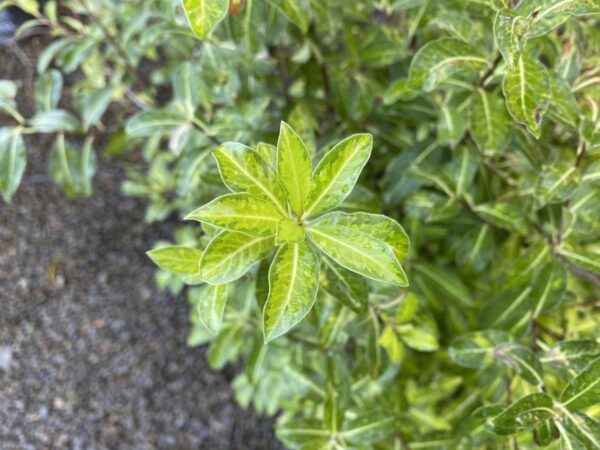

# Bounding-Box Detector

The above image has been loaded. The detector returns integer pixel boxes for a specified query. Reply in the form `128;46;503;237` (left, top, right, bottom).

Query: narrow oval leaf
267;0;312;32
185;193;284;237
502;53;550;138
147;245;202;274
0;128;26;203
125;110;188;137
277;122;312;216
304;133;373;218
494;8;529;66
194;283;229;334
492;393;554;429
408;38;489;92
562;412;600;450
308;219;408;286
29;109;80;133
542;341;600;371
213;142;287;213
310;211;409;262
263;241;320;343
449;330;511;369
200;231;275;284
560;357;600;411
494;343;545;387
181;0;229;39
34;69;63;113
80;86;114;130
321;256;369;314
469;88;512;155
437;105;465;148
48;135;97;198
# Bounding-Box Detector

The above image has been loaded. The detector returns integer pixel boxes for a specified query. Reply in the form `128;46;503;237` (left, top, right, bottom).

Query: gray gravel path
0;38;282;450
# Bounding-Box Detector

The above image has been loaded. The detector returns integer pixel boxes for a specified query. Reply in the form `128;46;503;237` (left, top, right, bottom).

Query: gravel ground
0;38;282;450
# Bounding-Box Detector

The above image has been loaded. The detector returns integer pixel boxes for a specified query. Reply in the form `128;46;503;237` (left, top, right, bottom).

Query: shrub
1;0;599;448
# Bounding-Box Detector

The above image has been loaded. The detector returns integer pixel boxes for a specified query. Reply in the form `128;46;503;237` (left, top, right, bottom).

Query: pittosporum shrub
1;0;599;448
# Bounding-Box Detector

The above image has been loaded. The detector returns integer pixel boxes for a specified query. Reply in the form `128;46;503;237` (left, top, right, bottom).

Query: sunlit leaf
263;241;320;342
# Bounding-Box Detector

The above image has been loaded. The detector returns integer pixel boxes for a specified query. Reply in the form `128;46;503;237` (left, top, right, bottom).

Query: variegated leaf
408;38;489;92
304;134;372;218
185;193;284;237
308;215;408;286
200;231;275;284
309;211;409;263
502;53;550;138
470;88;512;155
147;245;202;274
0;128;26;202
494;8;529;66
213;142;287;214
560;357;600;411
194;283;229;334
277;122;313;216
181;0;229;38
263;241;320;343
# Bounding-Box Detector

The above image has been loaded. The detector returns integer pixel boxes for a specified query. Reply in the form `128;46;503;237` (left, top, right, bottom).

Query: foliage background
0;0;599;448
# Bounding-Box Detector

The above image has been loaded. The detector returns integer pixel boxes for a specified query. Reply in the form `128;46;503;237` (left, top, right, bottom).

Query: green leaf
482;261;566;330
516;0;600;38
455;224;493;273
125;110;188;137
412;262;473;308
172;61;200;115
560;357;600;411
408;38;489;92
494;8;529;66
492;393;554;430
147;245;202;274
310;212;409;262
29;109;80;133
502;53;550;138
473;202;528;233
546;70;579;128
48;135;96;198
494;344;545;387
382;78;418;105
437;104;465;148
276;218;305;244
181;0;229;38
267;0;311;32
339;411;394;444
277;122;312;217
379;325;405;363
304;134;372;218
185;193;284;237
0;128;26;203
561;411;600;450
308;215;408;286
557;247;600;276
80;86;114;131
469;88;512;155
321;256;369;314
263;241;320;343
542;341;600;371
213;142;287;214
200;231;275;284
536;162;581;206
194;283;229;334
449;330;511;369
34;69;63;113
398;324;439;352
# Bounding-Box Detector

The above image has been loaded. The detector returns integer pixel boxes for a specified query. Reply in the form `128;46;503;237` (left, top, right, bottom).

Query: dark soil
0;39;283;449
